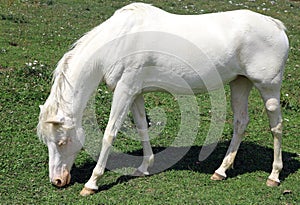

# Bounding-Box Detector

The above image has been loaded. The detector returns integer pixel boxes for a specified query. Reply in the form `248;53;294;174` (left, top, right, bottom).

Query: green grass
0;0;299;204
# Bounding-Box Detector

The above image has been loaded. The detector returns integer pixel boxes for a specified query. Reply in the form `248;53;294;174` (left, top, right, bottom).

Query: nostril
53;178;63;187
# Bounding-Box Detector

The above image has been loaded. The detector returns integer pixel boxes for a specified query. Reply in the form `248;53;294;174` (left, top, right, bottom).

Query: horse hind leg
211;76;253;180
255;83;283;186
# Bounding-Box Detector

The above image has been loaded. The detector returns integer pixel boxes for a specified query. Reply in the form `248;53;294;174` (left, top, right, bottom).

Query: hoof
80;187;97;196
211;172;226;181
266;178;280;187
132;169;148;177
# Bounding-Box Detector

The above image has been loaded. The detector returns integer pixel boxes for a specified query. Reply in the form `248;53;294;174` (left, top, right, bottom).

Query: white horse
37;3;289;196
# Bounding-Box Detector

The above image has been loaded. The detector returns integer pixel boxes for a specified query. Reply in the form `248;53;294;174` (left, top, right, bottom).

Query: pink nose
52;178;65;187
51;173;71;187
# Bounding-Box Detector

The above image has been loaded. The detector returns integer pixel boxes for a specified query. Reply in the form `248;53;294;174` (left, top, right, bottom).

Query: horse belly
140;58;238;94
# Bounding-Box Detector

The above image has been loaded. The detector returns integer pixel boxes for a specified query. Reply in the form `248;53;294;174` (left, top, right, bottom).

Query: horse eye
58;139;67;147
57;137;71;147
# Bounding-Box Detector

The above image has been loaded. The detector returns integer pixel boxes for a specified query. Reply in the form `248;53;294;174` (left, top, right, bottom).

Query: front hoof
266;178;280;187
211;172;226;181
80;187;97;196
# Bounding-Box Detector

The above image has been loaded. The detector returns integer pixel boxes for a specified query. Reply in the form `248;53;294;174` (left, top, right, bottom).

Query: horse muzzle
51;166;71;187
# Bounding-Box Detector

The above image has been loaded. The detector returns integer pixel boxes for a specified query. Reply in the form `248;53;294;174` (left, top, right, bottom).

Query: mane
37;23;106;143
49;22;106;110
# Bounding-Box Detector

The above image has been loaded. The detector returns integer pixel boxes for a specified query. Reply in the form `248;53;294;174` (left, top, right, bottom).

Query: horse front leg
80;82;138;196
130;94;154;176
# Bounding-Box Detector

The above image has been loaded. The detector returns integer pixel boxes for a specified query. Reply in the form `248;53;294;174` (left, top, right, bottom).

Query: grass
0;0;299;204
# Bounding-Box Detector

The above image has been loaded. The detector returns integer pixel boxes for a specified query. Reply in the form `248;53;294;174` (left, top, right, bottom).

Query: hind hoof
266;178;280;187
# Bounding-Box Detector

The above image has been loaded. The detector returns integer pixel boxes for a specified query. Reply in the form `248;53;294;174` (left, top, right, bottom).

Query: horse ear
45;116;65;125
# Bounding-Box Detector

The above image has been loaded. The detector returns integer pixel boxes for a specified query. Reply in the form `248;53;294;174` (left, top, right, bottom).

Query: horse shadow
70;141;300;192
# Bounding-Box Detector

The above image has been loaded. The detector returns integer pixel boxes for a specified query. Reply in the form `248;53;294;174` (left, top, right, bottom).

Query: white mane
37;6;113;142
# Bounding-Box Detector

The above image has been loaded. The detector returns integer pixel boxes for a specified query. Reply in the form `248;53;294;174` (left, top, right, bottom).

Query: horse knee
265;98;279;112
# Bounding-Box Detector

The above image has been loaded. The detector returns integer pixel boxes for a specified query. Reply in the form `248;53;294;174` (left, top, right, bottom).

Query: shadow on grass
71;141;300;191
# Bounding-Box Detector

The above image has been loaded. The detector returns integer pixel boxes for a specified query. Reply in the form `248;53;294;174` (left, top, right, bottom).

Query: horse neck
47;21;114;124
50;60;103;125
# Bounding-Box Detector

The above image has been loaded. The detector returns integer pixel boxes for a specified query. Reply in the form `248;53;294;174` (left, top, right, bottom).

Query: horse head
38;105;85;187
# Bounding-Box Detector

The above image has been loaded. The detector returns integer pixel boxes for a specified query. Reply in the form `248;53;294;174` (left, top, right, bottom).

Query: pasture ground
0;0;299;204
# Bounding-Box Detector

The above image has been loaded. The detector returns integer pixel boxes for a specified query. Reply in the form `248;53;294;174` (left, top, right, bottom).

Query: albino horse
37;3;289;196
